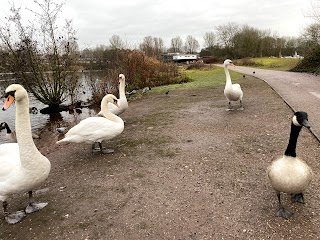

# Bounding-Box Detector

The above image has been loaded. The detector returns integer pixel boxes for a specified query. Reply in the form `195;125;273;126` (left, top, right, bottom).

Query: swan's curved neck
224;66;232;86
100;100;123;123
15;96;39;167
104;111;123;123
284;123;302;157
119;80;126;99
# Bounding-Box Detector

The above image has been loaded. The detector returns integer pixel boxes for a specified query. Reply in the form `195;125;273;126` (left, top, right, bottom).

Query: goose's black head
0;122;6;130
293;111;310;128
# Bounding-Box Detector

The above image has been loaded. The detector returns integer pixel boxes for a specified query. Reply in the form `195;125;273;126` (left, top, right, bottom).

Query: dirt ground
1;75;320;240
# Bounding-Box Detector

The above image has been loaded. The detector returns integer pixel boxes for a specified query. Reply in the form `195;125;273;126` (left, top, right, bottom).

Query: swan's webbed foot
291;193;305;204
226;104;234;111
101;148;115;154
5;210;27;224
226;102;233;111
25;202;48;214
91;142;100;152
237;101;244;110
92;142;114;154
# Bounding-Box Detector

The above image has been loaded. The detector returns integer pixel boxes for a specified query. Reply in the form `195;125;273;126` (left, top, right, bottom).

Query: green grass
150;66;244;94
236;57;301;71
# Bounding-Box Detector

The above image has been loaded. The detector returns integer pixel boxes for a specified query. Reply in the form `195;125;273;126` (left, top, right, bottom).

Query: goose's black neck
3;122;11;134
284;123;302;157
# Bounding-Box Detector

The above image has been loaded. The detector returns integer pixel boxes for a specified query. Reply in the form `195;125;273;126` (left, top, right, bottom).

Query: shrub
291;47;320;74
86;49;185;105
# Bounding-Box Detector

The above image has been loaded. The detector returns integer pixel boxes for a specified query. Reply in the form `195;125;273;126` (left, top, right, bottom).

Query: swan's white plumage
56;94;124;145
106;73;128;116
0;84;51;202
0;144;20;183
59;116;123;144
223;59;243;107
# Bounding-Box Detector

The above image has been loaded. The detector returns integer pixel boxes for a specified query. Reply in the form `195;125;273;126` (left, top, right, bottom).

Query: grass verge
149;66;244;94
235;57;301;71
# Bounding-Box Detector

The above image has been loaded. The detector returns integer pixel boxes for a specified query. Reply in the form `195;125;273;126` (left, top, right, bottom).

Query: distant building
161;53;199;63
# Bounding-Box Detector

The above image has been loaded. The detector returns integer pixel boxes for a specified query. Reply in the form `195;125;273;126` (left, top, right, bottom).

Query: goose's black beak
302;119;310;129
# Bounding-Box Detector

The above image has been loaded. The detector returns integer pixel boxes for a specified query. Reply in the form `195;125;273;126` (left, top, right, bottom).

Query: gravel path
1;69;320;239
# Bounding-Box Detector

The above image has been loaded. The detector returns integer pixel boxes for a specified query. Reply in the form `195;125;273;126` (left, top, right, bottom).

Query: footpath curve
217;64;320;141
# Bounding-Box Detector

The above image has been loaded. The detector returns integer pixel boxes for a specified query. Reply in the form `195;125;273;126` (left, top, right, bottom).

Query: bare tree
170;36;183;52
303;23;320;44
153;37;165;56
306;0;320;22
203;31;216;49
139;36;165;57
139;36;154;56
184;35;200;53
0;0;80;110
215;22;239;48
109;35;124;49
233;25;261;58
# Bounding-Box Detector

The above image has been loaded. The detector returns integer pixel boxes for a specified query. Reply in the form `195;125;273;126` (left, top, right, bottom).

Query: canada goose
223;59;243;110
267;111;313;219
142;86;151;93
56;94;124;154
0;84;51;224
0;122;40;142
29;107;38;114
56;127;67;134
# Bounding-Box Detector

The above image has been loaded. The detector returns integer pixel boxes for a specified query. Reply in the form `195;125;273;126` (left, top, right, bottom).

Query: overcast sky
0;0;316;49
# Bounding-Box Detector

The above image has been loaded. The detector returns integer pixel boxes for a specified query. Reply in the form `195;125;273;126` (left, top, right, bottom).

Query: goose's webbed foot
25;202;48;214
276;207;293;219
291;193;305;204
5;210;27;224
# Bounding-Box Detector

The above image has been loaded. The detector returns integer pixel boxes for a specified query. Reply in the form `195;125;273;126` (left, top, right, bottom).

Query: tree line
0;0;319;111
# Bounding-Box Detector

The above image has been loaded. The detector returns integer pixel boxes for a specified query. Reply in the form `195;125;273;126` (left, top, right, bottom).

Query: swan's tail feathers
56;138;68;145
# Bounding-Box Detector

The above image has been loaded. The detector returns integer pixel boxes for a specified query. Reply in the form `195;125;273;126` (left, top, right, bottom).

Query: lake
0;71;112;143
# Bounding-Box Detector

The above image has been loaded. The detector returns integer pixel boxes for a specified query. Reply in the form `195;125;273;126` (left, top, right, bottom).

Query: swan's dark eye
4;90;15;98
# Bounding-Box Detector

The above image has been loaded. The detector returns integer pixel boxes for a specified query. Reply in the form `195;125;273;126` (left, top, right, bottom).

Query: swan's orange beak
113;99;119;108
2;95;14;111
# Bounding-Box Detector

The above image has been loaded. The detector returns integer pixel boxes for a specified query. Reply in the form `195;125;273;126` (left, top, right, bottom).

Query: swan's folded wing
0;143;20;180
65;117;123;142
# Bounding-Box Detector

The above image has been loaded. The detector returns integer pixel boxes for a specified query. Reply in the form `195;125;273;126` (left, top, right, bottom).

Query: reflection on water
0;71;111;144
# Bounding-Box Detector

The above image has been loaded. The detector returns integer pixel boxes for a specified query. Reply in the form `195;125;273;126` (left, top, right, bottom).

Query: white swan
0;84;51;224
267;111;313;219
223;59;243;110
98;74;128;116
0;122;40;142
56;94;124;154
